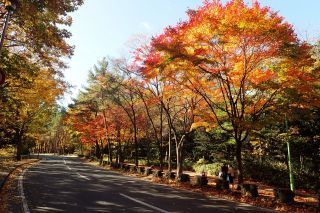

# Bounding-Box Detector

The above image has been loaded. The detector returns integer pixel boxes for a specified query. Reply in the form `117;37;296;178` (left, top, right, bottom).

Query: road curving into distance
22;155;274;213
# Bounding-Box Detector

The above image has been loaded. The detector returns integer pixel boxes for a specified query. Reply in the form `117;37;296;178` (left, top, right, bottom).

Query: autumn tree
135;44;204;178
0;0;83;159
0;0;83;67
0;67;66;160
150;0;320;183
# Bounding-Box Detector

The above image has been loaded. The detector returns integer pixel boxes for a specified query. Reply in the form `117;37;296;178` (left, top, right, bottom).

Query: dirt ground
0;159;40;213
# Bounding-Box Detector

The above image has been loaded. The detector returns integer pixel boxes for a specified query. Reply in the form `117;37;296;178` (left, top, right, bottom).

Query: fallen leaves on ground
0;159;40;213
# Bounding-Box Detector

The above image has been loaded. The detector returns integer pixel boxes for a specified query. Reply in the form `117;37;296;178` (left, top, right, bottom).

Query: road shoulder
0;159;39;213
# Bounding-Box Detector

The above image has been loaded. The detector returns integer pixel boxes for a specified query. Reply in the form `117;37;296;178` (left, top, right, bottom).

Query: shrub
274;188;295;204
111;163;120;169
178;174;190;182
197;158;208;164
153;170;163;178
215;178;229;190
164;171;176;180
129;165;137;173
90;156;99;162
249;162;320;191
145;167;153;176
138;159;161;167
194;175;208;186
183;159;194;171
121;164;130;171
137;167;145;174
240;184;259;198
193;162;224;176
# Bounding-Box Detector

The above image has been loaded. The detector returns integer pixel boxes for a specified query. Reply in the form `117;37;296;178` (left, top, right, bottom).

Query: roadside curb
0;159;40;193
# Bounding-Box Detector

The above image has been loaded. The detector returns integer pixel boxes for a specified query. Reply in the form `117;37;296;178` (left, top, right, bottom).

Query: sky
60;0;320;106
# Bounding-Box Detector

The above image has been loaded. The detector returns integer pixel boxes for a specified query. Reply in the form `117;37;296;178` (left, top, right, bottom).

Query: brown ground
0;159;40;213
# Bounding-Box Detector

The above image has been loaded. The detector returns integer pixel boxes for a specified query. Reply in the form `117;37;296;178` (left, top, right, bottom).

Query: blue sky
61;0;320;106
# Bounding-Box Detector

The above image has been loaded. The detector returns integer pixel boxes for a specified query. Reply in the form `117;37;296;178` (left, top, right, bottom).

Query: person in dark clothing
219;164;228;181
227;164;235;189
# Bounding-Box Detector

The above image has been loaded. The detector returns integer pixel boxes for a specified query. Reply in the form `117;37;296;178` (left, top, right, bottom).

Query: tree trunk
116;143;119;164
133;124;138;167
146;139;151;166
299;155;304;172
159;106;164;170
176;135;185;180
176;145;182;177
102;111;111;165
107;138;112;165
158;145;164;171
117;128;122;164
95;140;101;159
236;139;243;184
168;127;172;172
99;140;104;165
16;132;22;161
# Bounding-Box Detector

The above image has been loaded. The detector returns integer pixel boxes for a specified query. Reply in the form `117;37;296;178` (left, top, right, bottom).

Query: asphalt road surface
22;155;273;212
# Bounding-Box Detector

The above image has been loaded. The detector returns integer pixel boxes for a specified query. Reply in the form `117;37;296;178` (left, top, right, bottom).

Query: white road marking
120;193;170;213
19;168;31;213
77;172;90;180
63;158;88;180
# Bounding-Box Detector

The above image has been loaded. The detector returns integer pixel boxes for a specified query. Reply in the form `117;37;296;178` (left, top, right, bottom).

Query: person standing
219;164;228;181
227;164;235;189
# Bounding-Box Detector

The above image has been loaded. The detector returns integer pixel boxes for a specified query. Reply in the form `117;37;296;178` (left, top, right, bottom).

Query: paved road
22;155;273;212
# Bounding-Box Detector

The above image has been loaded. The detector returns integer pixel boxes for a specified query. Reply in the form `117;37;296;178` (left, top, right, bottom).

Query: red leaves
144;51;162;67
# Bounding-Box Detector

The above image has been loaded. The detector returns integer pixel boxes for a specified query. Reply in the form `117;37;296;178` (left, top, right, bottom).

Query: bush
215;178;229;190
178;174;190;182
129;165;137;173
90;156;99;162
164;171;176;180
137;167;145;174
145;167;153;176
183;159;194;171
197;158;208;164
120;164;129;171
111;163;120;169
244;160;289;188
194;175;208;186
193;162;224;176
153;170;163;178
274;188;295;204
138;159;161;167
101;160;108;166
242;159;319;190
240;184;259;198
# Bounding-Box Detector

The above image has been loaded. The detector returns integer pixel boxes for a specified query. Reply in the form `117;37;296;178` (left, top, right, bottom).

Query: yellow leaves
184;46;195;55
26;69;65;108
190;121;209;131
238;21;247;29
187;22;212;40
190;121;215;132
